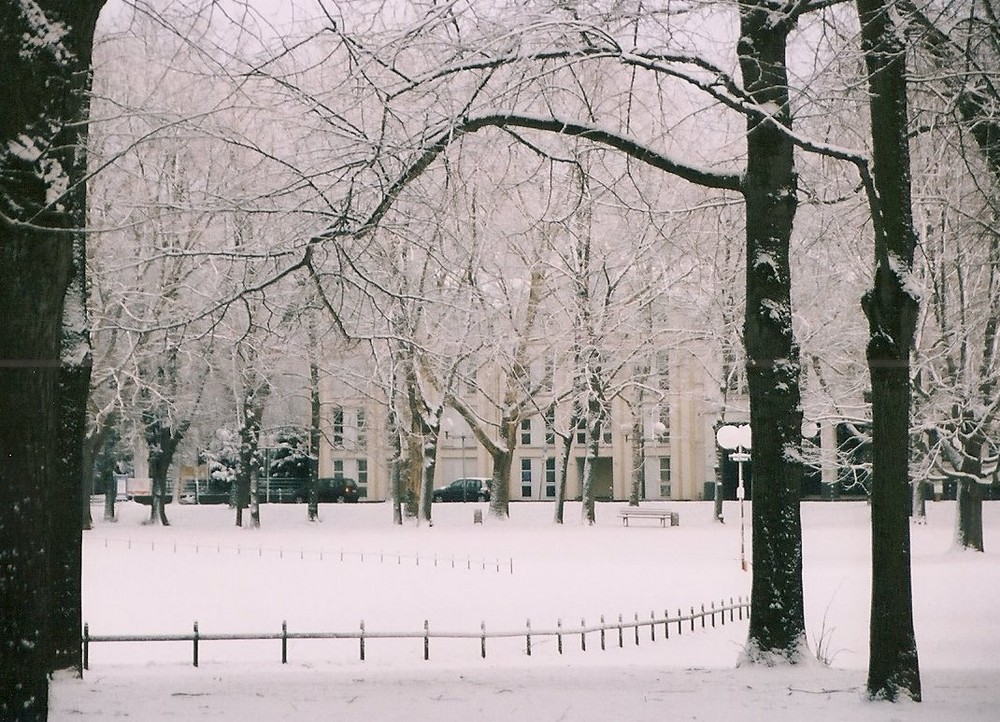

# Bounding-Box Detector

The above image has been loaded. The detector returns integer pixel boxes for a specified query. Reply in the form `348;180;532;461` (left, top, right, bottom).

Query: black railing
83;596;749;670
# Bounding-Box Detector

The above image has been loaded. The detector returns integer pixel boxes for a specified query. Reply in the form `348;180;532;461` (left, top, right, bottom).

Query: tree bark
488;446;514;519
308;344;321;522
737;2;807;663
857;0;922;700
553;430;573;524
0;1;106;717
146;423;177;526
956;426;986;551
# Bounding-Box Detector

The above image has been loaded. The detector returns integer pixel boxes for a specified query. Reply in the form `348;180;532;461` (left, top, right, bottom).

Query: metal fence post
82;623;89;671
281;621;288;664
423;620;429;661
193;621;199;668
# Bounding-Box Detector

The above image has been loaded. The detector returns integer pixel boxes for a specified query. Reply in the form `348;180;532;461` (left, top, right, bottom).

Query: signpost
716;424;752;571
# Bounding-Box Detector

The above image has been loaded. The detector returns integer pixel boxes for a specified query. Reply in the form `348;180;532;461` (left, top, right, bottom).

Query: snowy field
51;499;1000;721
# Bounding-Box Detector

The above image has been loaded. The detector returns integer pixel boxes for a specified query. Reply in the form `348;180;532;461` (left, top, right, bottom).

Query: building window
659;456;671;498
576;418;587;445
545;457;556;498
521;418;532;446
333;459;344;477
357;459;368;499
333;407;344;448
356;409;367;449
656;405;670;440
521;458;533;498
602;422;612;445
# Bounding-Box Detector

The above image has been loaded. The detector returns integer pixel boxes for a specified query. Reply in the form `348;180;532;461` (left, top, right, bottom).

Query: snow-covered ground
51;499;1000;720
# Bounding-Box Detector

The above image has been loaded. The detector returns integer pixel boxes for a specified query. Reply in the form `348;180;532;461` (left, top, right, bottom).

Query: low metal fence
83;596;749;670
89;535;514;574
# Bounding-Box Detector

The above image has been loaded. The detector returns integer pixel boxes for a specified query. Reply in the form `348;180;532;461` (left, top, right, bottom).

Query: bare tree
856;0;923;700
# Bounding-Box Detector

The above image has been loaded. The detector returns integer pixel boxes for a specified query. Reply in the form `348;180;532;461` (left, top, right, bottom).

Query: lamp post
716;423;752;571
442;417;471;501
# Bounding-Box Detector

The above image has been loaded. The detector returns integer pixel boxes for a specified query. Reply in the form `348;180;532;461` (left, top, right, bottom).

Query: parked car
432;477;491;502
292;476;360;503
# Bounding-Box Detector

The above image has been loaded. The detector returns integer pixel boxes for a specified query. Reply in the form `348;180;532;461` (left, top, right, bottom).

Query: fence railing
89;535;514;574
82;596;749;671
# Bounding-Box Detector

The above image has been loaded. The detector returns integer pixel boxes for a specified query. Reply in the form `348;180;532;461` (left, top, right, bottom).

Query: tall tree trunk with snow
51;232;91;674
418;433;437;525
308;357;321;522
628;410;646;506
553;422;576;525
1;5;104;712
307;315;321;521
581;419;602;525
144;419;179;526
954;424;986;551
388;408;405;525
236;382;268;530
737;2;807;663
857;0;922;701
489;442;515;519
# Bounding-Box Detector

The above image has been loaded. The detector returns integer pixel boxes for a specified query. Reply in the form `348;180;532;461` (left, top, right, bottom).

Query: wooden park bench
619;507;679;527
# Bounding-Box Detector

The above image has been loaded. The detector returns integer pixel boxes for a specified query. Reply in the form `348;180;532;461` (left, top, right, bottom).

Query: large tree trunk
237;383;268;530
51;52;97;677
0;2;106;717
737;3;807;663
553;431;574;524
52;319;89;673
956;428;986;551
857;0;922;701
628;416;644;507
488;447;513;519
146;427;175;527
581;422;602;525
308;349;321;522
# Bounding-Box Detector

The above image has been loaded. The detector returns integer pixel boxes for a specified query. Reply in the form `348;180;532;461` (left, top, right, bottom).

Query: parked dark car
432;477;491;502
293;477;360;503
259;477;359;503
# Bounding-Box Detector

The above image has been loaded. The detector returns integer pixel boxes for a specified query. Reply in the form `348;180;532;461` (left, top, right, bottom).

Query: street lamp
716;423;752;571
442;417;471;500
